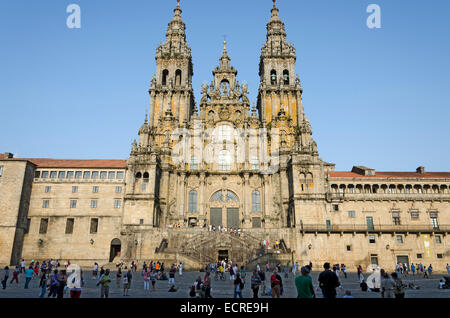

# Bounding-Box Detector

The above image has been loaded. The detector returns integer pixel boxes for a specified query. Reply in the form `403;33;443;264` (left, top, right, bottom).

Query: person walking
38;270;49;297
1;266;9;290
318;263;341;299
342;264;347;279
98;269;111;298
380;270;395;298
116;267;122;289
411;263;416;276
123;268;130;296
427;265;433;278
446;263;450;275
391;272;405;299
151;270;157;291
357;265;364;283
270;270;282;298
423;266;429;279
295;266;316;298
204;272;212;298
24;266;34;289
233;273;244;298
169;266;176;287
250;270;262;299
48;270;59;298
20;259;25;273
179;263;183;276
143;268;150;291
92;262;98;280
10;266;19;285
258;270;266;296
56;270;67;299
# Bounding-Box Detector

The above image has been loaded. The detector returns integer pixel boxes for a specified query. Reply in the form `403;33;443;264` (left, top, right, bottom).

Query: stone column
149;91;156;127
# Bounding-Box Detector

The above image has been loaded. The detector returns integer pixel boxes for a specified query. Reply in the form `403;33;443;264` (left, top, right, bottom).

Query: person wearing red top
270;270;282;298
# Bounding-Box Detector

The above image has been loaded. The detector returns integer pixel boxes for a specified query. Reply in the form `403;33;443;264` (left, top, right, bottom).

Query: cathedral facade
0;1;449;271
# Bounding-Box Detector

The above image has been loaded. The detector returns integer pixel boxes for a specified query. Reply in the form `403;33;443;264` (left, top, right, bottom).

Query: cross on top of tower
273;0;277;8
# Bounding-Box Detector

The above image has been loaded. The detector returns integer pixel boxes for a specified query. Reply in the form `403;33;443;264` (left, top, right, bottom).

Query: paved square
1;268;449;298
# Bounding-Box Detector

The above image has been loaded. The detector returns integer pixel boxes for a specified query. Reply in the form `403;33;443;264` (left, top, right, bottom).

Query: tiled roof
329;171;450;179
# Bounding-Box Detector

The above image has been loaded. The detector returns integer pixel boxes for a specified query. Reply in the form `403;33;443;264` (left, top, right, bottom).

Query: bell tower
148;0;195;130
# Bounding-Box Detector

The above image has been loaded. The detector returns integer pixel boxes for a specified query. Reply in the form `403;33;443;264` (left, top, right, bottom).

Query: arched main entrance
209;190;240;228
109;238;121;262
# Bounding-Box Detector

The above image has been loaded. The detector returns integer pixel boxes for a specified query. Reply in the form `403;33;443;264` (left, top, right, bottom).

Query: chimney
416;166;425;174
3;152;14;159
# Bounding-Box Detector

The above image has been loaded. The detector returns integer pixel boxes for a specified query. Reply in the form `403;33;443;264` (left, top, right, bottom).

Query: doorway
396;255;409;268
218;250;229;262
109;238;121;262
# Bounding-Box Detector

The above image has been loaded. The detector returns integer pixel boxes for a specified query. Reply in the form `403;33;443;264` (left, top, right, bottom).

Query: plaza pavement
0;270;449;298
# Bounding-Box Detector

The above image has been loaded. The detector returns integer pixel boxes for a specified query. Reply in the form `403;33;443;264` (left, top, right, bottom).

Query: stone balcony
300;224;450;234
327;192;450;202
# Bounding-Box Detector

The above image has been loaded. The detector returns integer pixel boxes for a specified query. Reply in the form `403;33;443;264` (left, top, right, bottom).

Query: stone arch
283;69;290;85
162;69;169;86
109;238;121;262
135;172;142;179
270;69;277;85
175;69;182;86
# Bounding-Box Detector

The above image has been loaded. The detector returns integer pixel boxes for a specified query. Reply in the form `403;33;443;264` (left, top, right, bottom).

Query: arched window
143;172;149;180
225;191;238;202
162;69;169;86
175;69;182;86
135;172;142;179
283;70;289;85
270;70;277;85
211;191;223;202
252;190;261;212
218;150;231;171
188;190;197;213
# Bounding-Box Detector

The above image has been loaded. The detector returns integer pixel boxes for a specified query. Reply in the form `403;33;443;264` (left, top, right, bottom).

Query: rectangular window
90;218;98;234
140;219;144;225
41;171;49;179
411;211;419;219
392;211;401;225
370;254;379;265
346;245;352;251
116;186;122;193
100;171;107;179
251;157;259;170
70;200;77;209
91;200;98;209
83;171;90;179
93;186;99;193
92;171;99;179
75;171;82;179
42;200;50;209
50;171;57;179
66;171;74;179
108;171;115;179
396;235;403;243
417;254;423;259
252;217;261;229
0;166;3;177
39;218;48;234
435;235;442;244
72;186;78;193
45;186;51;193
34;171;40;178
114;200;121;209
369;235;376;244
65;218;74;234
58;171;65;179
190;156;198;170
348;211;356;218
437;254;443;259
141;183;147;191
332;204;339;212
116;172;124;179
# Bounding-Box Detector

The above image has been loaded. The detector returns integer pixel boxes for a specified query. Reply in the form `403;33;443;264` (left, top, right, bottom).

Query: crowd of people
1;259;449;298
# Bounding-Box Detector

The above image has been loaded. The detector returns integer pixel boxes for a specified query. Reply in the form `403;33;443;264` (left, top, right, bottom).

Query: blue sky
0;0;449;172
